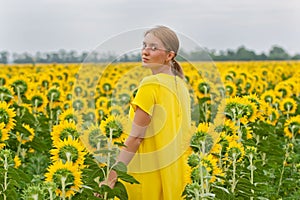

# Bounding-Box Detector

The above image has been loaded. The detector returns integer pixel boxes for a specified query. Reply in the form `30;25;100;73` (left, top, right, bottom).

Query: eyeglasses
142;43;169;52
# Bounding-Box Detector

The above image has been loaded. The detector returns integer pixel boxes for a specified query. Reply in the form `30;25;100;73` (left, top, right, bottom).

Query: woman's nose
142;48;149;55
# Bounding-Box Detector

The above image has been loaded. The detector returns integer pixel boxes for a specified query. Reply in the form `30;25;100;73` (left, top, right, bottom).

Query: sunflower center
0;109;9;125
284;102;294;111
12;80;28;95
0;77;6;85
31;96;44;107
60;128;79;141
227;147;243;161
0;87;13;102
102;83;112;92
72;100;84;111
88;129;106;148
288;122;300;134
198;82;210;94
53;169;75;189
105;121;122;138
264;95;273;103
65;114;78;124
47;89;60;101
59;145;79;163
42;80;49;89
225;85;234;95
278;88;287;98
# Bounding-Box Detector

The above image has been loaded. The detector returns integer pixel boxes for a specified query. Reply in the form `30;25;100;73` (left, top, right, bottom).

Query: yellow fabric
123;73;192;200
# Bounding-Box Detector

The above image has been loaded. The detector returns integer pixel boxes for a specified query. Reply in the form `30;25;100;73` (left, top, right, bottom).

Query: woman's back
125;73;192;199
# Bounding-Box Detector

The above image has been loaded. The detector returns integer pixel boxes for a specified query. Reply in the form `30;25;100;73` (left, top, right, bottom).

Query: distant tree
1;45;299;63
13;52;34;63
291;54;300;60
235;46;256;60
0;51;9;64
268;45;290;60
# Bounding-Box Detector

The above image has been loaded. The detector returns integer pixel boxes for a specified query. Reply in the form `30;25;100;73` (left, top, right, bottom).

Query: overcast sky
1;0;299;55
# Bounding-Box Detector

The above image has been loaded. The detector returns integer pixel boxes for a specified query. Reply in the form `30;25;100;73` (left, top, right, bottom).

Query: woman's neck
151;65;173;76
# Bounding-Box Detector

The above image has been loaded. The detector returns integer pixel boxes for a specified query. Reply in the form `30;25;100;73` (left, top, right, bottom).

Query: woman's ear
166;51;176;62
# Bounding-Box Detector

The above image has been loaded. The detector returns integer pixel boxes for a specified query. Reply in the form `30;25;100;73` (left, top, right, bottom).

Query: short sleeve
130;83;157;116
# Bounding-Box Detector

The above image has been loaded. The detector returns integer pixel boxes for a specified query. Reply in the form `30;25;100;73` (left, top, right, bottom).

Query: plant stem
3;154;8;200
48;188;53;200
277;144;289;195
200;141;205;196
249;153;254;200
104;128;114;200
61;176;67;200
231;152;237;194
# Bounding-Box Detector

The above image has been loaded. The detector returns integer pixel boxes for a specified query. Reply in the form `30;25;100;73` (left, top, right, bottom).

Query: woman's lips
142;58;149;62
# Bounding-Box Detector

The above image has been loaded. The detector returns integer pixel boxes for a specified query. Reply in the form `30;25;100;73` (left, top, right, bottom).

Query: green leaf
112;162;127;172
116;171;139;184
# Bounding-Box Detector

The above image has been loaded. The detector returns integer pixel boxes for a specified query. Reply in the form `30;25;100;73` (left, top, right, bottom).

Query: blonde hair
144;25;184;79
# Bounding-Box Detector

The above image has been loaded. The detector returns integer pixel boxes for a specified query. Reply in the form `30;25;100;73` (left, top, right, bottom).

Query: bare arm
103;107;151;188
117;106;151;165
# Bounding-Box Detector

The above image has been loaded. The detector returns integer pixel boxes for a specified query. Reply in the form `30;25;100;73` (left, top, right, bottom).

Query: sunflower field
0;61;300;199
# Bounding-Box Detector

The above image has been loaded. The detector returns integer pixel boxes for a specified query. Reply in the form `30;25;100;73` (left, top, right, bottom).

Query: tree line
0;45;299;64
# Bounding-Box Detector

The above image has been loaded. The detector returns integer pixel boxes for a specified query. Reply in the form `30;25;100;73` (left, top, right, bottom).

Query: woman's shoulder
140;75;160;85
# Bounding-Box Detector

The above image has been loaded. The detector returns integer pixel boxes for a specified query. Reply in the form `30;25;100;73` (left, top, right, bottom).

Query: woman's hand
100;170;118;189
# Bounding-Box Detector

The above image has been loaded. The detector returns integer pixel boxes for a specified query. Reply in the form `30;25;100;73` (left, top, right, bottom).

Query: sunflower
9;75;31;97
117;89;132;106
100;114;128;146
195;79;211;99
98;79;114;95
212;119;237;136
201;154;224;183
59;108;83;129
50;137;87;167
254;80;267;95
224;81;237;97
284;115;300;139
224;140;245;163
0;85;15;103
38;74;52;92
96;96;109;109
279;97;298;116
245;146;257;157
27;91;48;113
51;120;80;146
0;101;16;132
221;96;257;124
73;84;87;98
16;124;35;144
72;97;86;112
263;106;280;125
190;122;214;153
0;75;7;86
275;82;293;99
0;122;9;142
240;125;253;140
242;76;255;94
47;86;62;103
183;148;194;185
45;161;82;198
242;94;262;120
80;123;107;153
261;90;277;106
96;107;108;123
13;155;21;168
108;105;124;116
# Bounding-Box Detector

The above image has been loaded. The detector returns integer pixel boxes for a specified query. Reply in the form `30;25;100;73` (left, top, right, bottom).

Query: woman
106;25;192;199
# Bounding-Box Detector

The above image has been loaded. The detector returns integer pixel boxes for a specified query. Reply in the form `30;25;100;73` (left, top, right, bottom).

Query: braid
171;59;184;79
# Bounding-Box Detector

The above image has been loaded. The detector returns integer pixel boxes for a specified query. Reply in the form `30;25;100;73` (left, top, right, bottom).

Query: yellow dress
123;73;192;200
